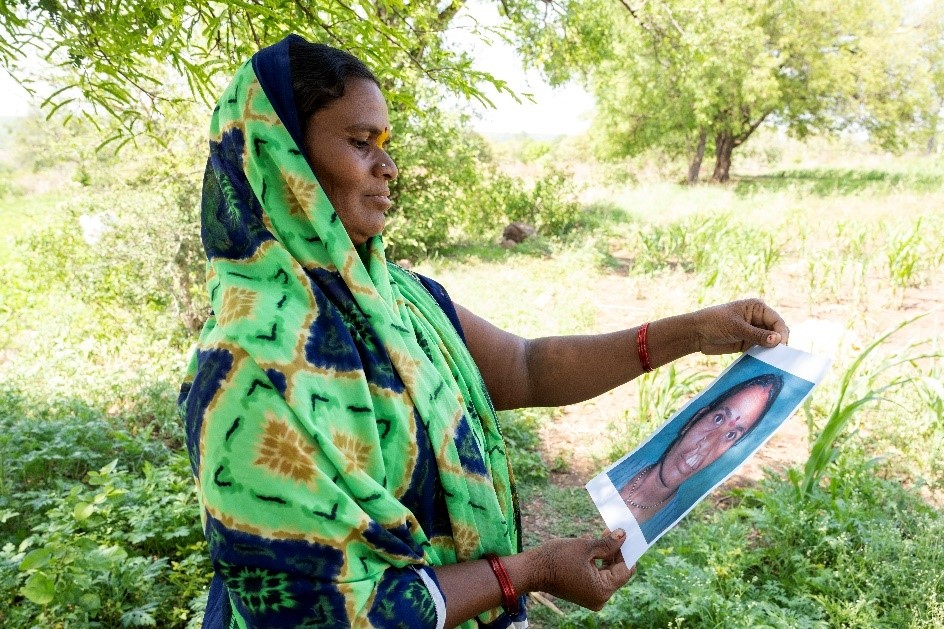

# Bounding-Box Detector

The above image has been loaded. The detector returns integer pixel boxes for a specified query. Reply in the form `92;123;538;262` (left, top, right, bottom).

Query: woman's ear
680;407;709;436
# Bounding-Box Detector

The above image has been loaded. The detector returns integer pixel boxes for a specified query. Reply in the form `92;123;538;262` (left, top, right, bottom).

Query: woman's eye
726;430;737;440
713;414;724;425
351;139;370;149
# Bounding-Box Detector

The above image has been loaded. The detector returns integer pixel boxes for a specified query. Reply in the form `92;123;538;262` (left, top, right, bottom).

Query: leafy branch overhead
0;0;515;139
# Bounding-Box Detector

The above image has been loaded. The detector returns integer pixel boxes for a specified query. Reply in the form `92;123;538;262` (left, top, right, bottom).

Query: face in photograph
656;379;777;491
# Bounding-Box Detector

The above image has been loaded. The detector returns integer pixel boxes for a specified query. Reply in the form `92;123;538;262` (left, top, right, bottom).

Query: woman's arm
457;299;790;411
433;530;633;628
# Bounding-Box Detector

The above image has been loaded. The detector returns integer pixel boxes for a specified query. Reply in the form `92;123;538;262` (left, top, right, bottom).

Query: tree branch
436;0;466;30
734;109;773;146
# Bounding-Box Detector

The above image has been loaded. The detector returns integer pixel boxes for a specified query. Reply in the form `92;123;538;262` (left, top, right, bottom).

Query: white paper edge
747;344;831;384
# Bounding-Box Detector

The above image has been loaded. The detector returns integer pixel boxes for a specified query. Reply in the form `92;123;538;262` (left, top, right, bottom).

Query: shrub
0;172;21;199
384;110;582;257
17;179;207;335
385;110;506;257
500;168;583;236
0;457;209;628
562;454;944;628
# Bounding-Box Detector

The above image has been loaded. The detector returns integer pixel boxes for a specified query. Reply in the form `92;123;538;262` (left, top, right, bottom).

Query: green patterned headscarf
179;35;521;627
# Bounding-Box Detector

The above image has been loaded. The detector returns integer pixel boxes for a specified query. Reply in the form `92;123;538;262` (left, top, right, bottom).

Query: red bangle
637;322;653;373
484;553;520;615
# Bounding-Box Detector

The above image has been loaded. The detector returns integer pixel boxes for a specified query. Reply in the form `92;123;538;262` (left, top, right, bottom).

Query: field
0;126;943;627
422;144;944;626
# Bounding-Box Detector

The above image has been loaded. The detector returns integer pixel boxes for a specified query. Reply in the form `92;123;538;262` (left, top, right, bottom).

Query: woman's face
659;383;772;490
303;78;398;246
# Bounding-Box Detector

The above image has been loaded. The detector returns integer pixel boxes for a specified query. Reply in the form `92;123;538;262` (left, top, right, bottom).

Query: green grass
0;191;69;260
734;168;944;197
1;144;943;627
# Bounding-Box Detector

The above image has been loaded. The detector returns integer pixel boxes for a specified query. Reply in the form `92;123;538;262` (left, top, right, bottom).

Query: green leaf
0;509;19;523
121;607;157;626
921;375;944;400
21;572;55;605
79;592;102;612
100;458;119;475
99;545;129;562
74;501;95;520
19;547;52;571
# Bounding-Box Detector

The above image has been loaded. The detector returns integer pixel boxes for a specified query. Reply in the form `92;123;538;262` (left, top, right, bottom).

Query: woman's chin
346;223;386;246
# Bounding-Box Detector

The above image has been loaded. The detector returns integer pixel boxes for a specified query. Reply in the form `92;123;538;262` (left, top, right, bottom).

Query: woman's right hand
690;298;790;355
531;529;636;611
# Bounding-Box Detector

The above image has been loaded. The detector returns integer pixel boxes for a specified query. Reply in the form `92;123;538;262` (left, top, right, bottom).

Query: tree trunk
711;132;735;183
687;129;707;184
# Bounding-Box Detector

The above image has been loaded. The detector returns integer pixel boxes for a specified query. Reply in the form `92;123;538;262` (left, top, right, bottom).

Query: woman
617;373;784;540
179;34;790;629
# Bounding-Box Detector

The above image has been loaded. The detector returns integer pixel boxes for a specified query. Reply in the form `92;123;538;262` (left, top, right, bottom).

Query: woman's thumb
737;318;779;348
594;528;626;556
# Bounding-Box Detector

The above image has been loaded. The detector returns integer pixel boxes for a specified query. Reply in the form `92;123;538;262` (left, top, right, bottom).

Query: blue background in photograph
607;354;815;543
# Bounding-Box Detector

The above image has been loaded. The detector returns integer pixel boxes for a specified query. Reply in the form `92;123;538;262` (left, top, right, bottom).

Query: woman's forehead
712;384;771;425
319;78;389;126
713;383;768;406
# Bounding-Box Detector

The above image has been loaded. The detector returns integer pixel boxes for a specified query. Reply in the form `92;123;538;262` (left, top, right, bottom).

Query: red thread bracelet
637;322;653;373
484;553;520;615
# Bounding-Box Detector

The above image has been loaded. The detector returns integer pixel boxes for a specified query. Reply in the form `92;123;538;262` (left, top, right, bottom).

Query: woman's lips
366;194;392;210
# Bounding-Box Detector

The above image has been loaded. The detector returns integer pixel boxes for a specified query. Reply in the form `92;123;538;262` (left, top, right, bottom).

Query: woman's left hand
691;298;790;355
531;530;636;611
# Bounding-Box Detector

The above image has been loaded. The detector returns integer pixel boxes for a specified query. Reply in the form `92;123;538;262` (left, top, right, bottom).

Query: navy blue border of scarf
251;34;308;157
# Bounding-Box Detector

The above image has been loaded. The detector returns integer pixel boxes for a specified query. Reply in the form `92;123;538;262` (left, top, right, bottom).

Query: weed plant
562;454;944;628
885;218;929;300
798;316;931;496
1;456;210;627
627;212;784;299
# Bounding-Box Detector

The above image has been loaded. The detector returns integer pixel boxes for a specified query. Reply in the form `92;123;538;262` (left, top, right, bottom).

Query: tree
0;0;511;142
0;1;560;260
505;0;939;182
918;2;944;154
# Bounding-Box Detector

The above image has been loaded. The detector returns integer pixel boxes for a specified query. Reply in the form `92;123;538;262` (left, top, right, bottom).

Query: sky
0;70;30;117
451;47;593;136
444;2;594;136
0;3;593;136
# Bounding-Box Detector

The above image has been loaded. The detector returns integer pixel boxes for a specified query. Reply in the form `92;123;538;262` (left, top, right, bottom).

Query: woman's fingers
588;532;634;608
732;307;781;348
757;301;790;345
693;299;790;354
590;528;625;559
539;532;636;611
596;530;633;584
602;559;635;590
735;298;788;346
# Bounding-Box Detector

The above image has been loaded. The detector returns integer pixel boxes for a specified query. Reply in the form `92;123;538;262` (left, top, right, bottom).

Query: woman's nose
376;155;398;180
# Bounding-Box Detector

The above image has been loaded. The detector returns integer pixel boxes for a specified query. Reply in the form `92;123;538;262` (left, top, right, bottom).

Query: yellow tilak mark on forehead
374;127;390;149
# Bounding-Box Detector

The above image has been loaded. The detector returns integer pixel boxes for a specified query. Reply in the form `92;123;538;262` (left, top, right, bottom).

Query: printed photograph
587;345;830;565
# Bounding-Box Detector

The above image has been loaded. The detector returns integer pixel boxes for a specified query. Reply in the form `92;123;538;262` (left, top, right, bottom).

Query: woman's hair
289;39;378;135
677;372;785;445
